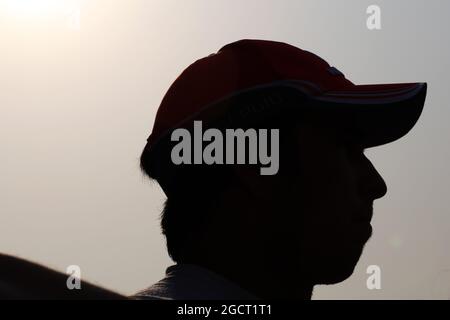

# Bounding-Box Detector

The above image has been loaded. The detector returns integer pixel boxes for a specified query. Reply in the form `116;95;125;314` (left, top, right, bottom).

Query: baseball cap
143;39;427;193
147;39;426;149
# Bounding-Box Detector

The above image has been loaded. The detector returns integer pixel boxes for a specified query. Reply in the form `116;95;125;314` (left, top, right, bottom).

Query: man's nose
360;156;388;201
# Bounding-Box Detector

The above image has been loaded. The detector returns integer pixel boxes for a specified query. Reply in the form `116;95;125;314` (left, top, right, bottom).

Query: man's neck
190;185;314;299
191;257;314;300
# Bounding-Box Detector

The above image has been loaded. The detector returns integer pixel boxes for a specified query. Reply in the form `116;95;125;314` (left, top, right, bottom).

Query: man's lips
350;222;373;242
350;206;374;241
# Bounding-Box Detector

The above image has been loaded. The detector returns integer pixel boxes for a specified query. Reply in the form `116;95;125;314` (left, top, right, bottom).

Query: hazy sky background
1;0;449;299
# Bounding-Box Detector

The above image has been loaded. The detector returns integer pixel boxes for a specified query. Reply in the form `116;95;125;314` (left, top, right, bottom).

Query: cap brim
312;82;427;148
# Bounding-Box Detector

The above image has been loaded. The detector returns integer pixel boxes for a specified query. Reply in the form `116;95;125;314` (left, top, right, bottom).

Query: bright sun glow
5;0;80;18
3;0;81;30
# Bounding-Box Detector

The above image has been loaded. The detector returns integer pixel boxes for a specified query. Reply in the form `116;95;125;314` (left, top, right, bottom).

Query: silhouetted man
135;39;427;299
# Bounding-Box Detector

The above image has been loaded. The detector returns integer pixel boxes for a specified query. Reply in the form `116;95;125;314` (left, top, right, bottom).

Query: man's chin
308;252;363;285
315;265;356;285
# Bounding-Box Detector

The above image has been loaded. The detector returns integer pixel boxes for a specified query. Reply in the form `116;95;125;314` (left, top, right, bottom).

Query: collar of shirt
134;263;259;300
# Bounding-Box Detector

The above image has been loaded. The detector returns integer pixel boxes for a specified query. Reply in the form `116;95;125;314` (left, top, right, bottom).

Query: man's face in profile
257;119;388;286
